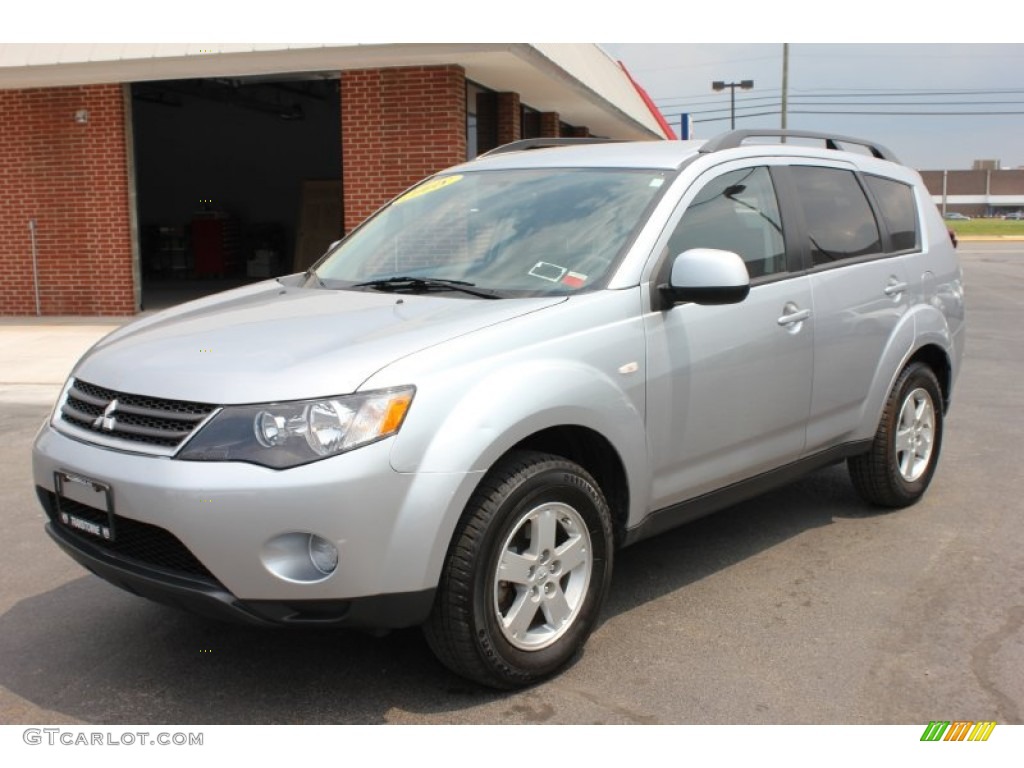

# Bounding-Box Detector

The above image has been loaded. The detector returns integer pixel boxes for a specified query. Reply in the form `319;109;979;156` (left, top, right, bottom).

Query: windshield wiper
352;277;502;299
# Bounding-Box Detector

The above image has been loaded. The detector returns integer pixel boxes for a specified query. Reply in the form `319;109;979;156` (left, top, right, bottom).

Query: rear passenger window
790;166;882;266
669;167;786;278
865;175;920;252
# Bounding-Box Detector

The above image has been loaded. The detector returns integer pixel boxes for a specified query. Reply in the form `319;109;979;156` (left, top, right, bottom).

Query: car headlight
177;386;414;469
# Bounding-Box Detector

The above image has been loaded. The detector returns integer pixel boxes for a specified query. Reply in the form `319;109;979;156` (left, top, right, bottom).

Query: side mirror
659;248;750;306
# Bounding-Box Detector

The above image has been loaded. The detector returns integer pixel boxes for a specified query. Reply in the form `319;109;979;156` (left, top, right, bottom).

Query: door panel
642;163;812;510
780;163;914;452
805;256;912;451
644;278;813;508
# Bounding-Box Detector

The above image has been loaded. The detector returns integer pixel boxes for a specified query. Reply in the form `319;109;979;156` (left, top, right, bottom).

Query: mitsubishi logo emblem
92;398;119;432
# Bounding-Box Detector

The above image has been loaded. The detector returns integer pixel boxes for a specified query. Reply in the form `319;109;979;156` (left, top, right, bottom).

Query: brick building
919;169;1024;218
0;44;672;316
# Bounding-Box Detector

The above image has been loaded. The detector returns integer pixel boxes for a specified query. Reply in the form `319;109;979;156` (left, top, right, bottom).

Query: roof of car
454;140;707;172
451;130;902;174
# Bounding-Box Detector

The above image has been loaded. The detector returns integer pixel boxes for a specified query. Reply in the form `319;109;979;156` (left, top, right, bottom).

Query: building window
521;105;540;139
466;82;490;160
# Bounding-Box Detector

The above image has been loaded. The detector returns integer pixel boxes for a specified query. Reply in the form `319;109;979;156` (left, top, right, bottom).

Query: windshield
310;168;670;297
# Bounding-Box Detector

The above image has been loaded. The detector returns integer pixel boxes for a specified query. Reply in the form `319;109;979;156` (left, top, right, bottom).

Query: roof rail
479;137;623;157
699;129;899;163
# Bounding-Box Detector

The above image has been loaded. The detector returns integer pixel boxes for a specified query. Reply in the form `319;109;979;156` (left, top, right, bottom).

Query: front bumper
33;424;481;624
44;515;434;627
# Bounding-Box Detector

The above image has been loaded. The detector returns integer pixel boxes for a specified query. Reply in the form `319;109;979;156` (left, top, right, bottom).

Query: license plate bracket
54;470;115;542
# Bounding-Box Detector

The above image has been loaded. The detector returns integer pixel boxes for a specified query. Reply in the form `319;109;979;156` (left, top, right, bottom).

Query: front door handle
777;304;811;326
884;279;909;297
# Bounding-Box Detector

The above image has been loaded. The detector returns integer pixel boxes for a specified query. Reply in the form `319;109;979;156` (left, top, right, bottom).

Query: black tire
424;450;614;689
848;362;944;508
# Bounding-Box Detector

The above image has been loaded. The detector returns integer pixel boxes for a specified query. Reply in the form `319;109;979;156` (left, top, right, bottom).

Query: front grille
60;379;217;449
41;489;219;584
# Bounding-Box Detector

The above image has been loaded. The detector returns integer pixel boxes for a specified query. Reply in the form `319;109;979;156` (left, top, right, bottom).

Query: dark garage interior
130;76;342;310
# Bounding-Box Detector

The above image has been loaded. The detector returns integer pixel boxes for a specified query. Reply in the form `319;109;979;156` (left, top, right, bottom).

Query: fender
360;290;653;586
388;358;646;476
857;301;955;443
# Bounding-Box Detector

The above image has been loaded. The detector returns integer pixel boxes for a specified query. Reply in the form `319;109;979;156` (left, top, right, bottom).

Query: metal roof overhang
0;43;668;141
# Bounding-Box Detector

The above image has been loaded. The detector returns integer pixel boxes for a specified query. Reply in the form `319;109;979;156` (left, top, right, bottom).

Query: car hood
72;280;566;404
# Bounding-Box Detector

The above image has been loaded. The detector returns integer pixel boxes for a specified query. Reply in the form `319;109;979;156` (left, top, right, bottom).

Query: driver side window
668;166;786;279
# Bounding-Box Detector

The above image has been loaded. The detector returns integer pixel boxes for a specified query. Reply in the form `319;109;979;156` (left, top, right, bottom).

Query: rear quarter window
864;174;921;252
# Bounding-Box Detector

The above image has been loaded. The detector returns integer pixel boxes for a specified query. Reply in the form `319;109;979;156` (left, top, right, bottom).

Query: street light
712;79;754;129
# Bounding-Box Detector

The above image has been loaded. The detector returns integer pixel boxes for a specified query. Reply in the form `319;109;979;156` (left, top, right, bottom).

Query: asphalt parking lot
0;242;1021;725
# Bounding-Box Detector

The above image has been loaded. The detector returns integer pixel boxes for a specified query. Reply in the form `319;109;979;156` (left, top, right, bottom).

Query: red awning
617;61;677;140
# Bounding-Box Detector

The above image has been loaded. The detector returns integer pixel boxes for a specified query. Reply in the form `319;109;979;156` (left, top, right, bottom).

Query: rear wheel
849;362;944;508
424;450;613;689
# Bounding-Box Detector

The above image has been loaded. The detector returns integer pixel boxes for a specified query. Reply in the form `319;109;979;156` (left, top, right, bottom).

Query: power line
792;110;1024;116
790;89;1024;98
789;100;1024;107
790;50;1024;61
690;111;782;124
680;100;1024;116
683;108;1024;124
654;87;1024;107
656;94;782;109
620;54;784;75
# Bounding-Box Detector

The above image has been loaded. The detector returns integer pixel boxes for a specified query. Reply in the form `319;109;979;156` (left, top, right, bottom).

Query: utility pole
781;43;789;131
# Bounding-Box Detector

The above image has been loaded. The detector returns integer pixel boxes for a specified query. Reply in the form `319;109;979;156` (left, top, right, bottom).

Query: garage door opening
130;76;342;311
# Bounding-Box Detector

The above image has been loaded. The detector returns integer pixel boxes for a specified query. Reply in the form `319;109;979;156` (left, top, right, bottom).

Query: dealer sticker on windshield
393;175;463;205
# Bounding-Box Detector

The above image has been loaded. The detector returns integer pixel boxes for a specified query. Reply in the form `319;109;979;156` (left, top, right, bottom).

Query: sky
602;43;1024;171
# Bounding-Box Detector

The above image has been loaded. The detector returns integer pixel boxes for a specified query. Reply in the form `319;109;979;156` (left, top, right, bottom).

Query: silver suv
33;130;965;688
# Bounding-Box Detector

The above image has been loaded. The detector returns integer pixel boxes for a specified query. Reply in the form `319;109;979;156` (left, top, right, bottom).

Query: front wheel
424;451;614;689
849;362;944;508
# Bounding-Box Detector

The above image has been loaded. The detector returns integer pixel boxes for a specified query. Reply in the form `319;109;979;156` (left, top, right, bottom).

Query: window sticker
528;262;568;282
561;272;587;289
394;175;463;205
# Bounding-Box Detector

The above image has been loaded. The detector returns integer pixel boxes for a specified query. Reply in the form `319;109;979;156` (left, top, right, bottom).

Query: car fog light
309;534;339;575
262;532;339;583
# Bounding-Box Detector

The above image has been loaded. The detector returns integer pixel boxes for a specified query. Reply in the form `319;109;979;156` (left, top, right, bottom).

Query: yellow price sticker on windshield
394;175;463;205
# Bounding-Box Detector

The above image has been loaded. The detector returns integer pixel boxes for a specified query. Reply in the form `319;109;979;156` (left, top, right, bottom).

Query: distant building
919;168;1024;218
0;44;672;315
972;159;1001;171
